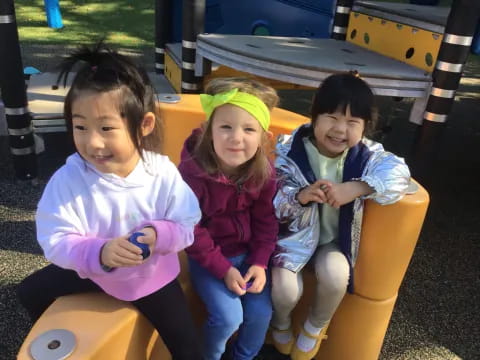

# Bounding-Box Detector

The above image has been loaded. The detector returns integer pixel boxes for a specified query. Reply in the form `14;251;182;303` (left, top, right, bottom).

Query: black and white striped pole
413;0;480;178
0;0;37;181
154;0;172;75
181;0;205;93
331;0;354;40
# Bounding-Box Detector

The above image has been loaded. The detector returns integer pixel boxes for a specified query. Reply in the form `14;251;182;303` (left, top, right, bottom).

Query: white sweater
36;151;201;300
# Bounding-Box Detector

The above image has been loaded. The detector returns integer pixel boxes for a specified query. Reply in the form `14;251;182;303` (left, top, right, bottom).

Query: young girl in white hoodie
17;43;202;359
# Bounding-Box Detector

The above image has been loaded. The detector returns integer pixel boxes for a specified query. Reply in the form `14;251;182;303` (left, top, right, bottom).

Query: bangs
311;74;374;122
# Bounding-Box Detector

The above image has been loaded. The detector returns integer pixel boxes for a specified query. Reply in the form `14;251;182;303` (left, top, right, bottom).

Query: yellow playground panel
347;11;443;72
17;95;429;360
163;51;182;94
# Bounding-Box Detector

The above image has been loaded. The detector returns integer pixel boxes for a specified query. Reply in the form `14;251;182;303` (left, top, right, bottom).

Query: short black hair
310;73;377;136
57;42;163;155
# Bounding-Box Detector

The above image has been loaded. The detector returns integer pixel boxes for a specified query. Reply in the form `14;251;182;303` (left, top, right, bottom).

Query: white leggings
271;242;350;329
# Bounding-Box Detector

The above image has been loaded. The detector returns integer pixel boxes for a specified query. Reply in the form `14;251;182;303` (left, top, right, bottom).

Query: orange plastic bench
17;95;429;360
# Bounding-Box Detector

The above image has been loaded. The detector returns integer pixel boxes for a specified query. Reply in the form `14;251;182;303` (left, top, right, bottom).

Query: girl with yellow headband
178;78;279;360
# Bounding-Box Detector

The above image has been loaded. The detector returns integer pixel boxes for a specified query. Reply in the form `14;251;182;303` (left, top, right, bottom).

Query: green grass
14;0;457;49
15;0;155;48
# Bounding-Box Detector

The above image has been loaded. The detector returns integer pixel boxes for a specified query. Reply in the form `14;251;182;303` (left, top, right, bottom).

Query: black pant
17;264;201;360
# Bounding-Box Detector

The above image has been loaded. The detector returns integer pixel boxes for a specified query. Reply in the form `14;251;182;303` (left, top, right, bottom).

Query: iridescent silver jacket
271;125;411;278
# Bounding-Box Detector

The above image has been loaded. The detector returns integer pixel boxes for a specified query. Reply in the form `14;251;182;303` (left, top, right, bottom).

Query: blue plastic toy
128;232;150;259
44;0;64;29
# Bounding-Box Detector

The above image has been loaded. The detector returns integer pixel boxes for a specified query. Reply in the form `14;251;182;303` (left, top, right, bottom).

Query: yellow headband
200;88;270;131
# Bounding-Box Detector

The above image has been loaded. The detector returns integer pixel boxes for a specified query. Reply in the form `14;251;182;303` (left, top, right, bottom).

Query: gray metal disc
406;180;420;195
158;94;181;103
30;329;76;360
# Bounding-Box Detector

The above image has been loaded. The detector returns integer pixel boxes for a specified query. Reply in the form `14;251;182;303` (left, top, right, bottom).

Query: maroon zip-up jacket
178;128;278;279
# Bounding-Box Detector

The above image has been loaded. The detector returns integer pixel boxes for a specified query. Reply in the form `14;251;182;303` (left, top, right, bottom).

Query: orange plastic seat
17;95;428;360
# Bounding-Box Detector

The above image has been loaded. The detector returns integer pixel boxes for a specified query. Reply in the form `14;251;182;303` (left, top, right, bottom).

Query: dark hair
194;77;279;188
310;72;377;136
57;42;163;154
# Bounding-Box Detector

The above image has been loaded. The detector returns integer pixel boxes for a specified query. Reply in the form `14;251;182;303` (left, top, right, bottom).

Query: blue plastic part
128;232;150;259
471;21;480;55
409;0;439;5
24;67;41;75
44;0;64;29
171;0;335;42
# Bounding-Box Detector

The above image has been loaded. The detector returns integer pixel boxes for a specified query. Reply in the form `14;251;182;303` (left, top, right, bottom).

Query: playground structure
0;0;479;180
17;94;430;360
164;0;479;180
44;0;63;29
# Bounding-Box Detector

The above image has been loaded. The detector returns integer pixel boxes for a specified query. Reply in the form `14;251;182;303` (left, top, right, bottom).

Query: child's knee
17;276;36;307
212;308;243;334
316;264;349;294
244;301;272;324
272;281;301;308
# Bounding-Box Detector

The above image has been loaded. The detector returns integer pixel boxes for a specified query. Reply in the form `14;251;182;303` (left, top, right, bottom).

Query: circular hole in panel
425;53;433;66
344;62;366;67
350;29;357;39
252;25;270;36
48;340;61;350
364;33;370;44
405;47;415;59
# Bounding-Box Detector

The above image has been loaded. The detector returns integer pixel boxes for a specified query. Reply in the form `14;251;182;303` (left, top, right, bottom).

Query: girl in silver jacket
269;73;411;360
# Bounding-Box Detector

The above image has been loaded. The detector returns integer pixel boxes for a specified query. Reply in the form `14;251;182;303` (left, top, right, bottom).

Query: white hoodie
36;151;201;301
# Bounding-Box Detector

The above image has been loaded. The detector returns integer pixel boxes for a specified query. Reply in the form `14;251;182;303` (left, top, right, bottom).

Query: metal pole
155;0;172;74
181;0;205;93
412;0;480;179
332;0;354;40
0;0;37;180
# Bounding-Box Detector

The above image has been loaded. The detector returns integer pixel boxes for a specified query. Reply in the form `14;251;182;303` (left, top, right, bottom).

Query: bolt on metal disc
158;94;181;103
406;180;419;195
30;329;76;360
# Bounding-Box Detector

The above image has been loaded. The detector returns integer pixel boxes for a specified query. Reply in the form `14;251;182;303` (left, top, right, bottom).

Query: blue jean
188;254;272;360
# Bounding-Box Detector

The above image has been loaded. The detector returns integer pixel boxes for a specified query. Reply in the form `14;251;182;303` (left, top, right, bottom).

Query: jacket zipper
235;183;245;242
233;215;245;243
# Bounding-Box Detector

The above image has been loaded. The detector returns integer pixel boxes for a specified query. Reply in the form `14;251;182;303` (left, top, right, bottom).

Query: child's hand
243;265;267;293
101;235;144;269
296;180;332;205
324;181;374;208
224;267;247;296
136;226;157;258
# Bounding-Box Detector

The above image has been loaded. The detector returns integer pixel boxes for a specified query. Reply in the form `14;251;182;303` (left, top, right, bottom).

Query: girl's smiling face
313;105;365;157
210;104;263;174
71;90;140;177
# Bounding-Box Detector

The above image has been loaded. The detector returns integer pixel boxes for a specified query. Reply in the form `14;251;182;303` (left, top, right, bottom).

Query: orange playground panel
18;96;429;360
